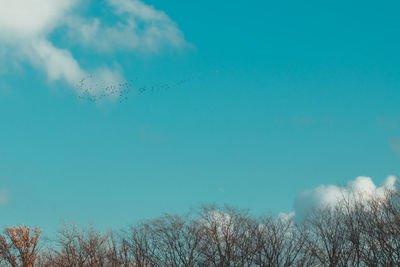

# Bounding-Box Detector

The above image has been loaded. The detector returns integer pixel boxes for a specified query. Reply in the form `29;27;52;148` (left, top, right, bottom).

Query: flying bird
74;69;215;103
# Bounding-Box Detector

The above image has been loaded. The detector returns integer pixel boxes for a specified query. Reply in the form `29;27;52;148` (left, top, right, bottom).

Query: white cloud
0;0;76;39
277;211;295;222
293;176;397;221
201;210;233;236
29;39;86;84
0;0;186;95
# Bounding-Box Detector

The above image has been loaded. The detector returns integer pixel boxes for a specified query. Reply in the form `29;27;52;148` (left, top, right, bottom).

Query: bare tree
125;214;203;266
124;222;158;267
46;223;109;267
104;231;132;267
147;214;203;266
253;216;311;267
8;190;400;267
303;205;353;267
359;190;400;266
338;193;370;267
196;205;258;267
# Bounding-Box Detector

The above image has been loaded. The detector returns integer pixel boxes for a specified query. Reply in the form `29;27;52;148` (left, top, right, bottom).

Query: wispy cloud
0;0;187;96
138;125;169;144
389;137;400;157
67;0;186;52
293;116;313;126
377;117;399;129
0;189;10;208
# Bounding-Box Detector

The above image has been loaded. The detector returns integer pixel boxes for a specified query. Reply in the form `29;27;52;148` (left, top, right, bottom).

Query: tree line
1;189;400;266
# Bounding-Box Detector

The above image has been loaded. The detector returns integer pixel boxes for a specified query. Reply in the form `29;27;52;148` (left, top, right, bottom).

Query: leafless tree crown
2;190;400;266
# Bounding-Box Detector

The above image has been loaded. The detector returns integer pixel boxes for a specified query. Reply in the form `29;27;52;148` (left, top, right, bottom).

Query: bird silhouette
74;69;214;103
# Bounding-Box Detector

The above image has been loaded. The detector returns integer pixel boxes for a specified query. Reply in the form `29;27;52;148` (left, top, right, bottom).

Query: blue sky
0;0;400;233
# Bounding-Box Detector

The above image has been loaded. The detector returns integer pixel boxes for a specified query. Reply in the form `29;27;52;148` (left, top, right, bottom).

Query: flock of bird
75;71;208;103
